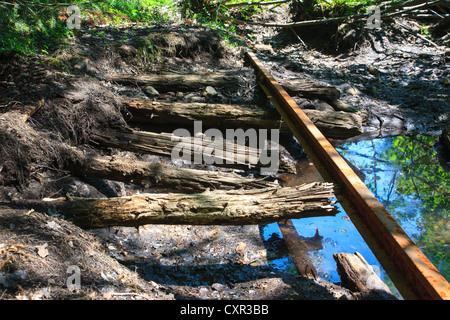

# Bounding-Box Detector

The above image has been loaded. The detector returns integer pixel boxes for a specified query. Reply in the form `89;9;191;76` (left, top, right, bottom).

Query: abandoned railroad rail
245;51;450;300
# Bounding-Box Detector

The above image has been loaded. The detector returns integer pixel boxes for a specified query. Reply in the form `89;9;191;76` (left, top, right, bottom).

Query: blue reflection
263;134;450;297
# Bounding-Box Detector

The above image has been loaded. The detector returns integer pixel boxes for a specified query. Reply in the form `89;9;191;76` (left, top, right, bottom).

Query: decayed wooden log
106;72;242;93
333;252;397;300
41;182;336;228
91;128;297;174
77;156;278;192
111;72;347;113
122;99;363;139
122;98;285;131
279;79;340;103
302;110;363;139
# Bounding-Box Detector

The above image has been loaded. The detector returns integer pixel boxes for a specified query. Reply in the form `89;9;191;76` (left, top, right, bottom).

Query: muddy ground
0;6;449;300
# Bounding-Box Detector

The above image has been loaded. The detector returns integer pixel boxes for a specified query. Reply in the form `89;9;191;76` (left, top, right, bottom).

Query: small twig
395;20;439;47
176;236;185;247
289;26;307;48
428;8;445;19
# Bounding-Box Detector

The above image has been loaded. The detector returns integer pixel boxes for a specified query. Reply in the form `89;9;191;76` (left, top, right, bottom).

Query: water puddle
263;134;450;295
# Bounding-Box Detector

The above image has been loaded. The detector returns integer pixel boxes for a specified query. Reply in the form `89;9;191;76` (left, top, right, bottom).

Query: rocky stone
73;58;89;72
345;87;360;96
202;86;218;98
331;100;359;113
143;86;160;97
212;283;225;292
339;83;361;96
117;44;137;59
189;96;205;102
368;67;378;75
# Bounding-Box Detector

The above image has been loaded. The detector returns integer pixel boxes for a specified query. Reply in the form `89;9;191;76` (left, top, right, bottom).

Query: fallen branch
77;155;278;192
39;182;337;228
278;79;340;102
106;72;242;93
394;21;439;47
278;219;320;279
219;13;368;28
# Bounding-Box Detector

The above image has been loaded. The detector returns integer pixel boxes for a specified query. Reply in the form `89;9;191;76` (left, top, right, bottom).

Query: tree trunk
333;252;397;300
41;182;336;228
122;98;285;132
91;128;297;174
106;72;242;93
77;156;278;192
122;98;363;139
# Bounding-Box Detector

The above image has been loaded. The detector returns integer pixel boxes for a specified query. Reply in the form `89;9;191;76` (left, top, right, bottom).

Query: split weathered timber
333;252;398;300
91;128;297;174
122;99;363;139
41;182;337;228
77;156;278;192
106;72;242;93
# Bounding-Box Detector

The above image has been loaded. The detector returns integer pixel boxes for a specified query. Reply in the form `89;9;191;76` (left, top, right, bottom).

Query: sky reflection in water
263;134;450;292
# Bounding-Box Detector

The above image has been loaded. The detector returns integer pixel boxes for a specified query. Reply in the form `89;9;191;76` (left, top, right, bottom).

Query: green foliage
95;0;176;24
380;135;450;279
0;1;75;55
136;36;162;65
0;0;176;55
339;134;450;281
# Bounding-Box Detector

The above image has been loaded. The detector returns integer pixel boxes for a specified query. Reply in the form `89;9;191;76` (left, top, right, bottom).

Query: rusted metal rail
246;51;450;300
